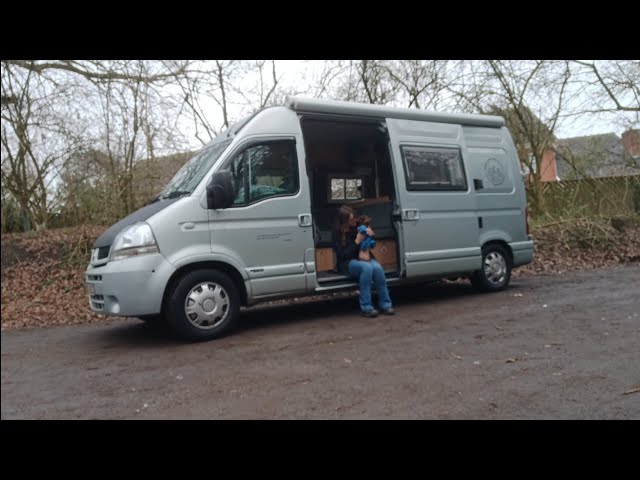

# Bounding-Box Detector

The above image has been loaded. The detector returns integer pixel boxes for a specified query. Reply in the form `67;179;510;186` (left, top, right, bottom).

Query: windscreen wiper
147;190;191;205
157;190;192;202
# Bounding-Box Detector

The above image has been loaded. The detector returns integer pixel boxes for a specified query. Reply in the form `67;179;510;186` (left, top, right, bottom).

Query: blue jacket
358;225;377;250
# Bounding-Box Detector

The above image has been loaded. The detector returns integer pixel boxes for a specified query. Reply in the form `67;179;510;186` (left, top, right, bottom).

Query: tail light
525;207;530;236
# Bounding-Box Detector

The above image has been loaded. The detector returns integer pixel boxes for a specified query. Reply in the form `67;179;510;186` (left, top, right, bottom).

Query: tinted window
401;145;467;191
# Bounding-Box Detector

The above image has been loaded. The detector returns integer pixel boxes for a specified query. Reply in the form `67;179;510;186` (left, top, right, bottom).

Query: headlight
110;222;159;261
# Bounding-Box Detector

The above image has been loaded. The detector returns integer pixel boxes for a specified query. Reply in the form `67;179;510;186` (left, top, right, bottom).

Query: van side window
223;140;299;206
400;145;467;191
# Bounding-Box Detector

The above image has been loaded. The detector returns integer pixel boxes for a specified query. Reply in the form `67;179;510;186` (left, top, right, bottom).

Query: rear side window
401;145;468;191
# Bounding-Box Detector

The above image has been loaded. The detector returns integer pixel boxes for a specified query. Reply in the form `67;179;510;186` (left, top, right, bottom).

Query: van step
317;270;398;284
317;274;350;283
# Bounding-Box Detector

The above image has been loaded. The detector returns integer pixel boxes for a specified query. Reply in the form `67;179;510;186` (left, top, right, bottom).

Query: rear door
386;119;481;278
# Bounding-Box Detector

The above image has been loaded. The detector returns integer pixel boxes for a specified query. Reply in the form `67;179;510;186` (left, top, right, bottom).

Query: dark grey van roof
286;96;505;128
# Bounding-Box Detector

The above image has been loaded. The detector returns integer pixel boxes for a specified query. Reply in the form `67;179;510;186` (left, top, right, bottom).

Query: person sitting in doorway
334;205;394;318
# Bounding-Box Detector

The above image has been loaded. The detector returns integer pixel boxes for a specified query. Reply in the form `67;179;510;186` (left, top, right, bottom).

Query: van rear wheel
471;244;512;292
165;269;240;341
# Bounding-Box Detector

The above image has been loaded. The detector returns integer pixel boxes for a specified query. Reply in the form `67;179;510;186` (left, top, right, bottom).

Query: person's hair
335;205;356;246
355;215;371;228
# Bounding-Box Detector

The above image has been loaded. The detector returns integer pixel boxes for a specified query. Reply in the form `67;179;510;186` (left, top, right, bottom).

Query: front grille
88;275;102;281
97;246;110;260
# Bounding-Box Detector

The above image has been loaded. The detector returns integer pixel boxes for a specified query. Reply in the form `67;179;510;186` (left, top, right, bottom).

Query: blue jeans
348;259;393;312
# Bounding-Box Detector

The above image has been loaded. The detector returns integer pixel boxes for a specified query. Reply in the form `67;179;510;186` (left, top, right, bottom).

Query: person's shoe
361;309;379;318
381;307;395;315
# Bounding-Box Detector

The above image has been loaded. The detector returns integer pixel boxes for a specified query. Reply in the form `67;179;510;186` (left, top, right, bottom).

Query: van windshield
158;139;232;200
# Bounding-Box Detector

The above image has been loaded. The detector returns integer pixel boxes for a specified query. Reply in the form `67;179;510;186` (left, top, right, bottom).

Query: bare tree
445;61;500;113
311;61;350;99
91;62;162;218
383;60;449;109
1;62;87;230
9;59;634;231
571;60;640;114
359;60;399;105
227;60;287;114
167;60;246;146
4;60;188;85
25;61;186;226
475;61;573;215
329;60;400;105
256;60;280;108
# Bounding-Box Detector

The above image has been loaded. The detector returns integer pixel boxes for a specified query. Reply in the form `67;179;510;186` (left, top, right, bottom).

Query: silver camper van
85;97;534;341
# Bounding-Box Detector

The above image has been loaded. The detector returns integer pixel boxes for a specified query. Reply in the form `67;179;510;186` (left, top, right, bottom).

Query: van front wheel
471;244;512;292
166;269;240;341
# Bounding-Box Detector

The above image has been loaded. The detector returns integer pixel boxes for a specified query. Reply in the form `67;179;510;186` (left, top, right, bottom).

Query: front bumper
85;253;176;317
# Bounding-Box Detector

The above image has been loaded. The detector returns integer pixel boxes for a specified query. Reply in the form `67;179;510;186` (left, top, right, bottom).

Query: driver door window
224;140;299;206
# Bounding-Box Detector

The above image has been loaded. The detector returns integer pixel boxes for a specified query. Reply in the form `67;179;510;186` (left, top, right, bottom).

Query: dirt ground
2;265;639;420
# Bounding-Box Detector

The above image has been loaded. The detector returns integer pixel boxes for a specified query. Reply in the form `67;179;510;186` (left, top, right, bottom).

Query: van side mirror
207;171;234;209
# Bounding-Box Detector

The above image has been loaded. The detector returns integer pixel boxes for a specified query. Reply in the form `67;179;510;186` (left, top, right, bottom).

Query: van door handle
298;214;312;227
402;209;419;221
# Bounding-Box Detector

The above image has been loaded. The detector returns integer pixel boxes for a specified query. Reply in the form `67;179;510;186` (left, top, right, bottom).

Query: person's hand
355;232;365;245
366;227;375;236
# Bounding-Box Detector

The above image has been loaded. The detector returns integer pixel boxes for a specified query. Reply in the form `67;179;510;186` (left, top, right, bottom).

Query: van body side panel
463;126;534;265
209;202;311;298
386;119;482;277
463;126;524;242
148;196;212;268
